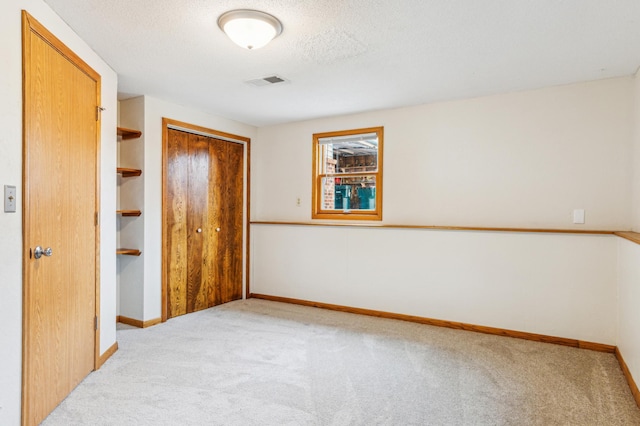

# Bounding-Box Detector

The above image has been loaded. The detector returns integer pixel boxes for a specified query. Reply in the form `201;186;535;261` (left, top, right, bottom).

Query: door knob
196;228;202;233
33;246;53;259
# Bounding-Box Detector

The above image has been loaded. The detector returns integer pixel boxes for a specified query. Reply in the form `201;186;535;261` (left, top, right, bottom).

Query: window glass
312;127;383;220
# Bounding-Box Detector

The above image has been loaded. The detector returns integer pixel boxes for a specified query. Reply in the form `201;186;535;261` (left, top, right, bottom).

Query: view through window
312;127;383;220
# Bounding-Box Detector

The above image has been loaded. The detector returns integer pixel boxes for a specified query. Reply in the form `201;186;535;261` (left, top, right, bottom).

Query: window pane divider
319;171;378;178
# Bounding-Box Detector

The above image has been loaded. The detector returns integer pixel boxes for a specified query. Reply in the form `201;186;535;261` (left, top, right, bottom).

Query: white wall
250;78;639;348
632;70;640;232
254;78;634;230
622;70;640;395
119;96;257;321
0;1;118;424
252;225;618;344
617;238;640;389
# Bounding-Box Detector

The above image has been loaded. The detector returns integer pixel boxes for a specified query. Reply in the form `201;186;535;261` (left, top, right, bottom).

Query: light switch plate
573;209;585;224
4;185;16;213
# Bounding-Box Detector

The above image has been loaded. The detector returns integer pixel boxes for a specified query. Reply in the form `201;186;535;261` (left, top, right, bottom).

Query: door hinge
95;212;99;226
94;316;99;330
96;106;105;121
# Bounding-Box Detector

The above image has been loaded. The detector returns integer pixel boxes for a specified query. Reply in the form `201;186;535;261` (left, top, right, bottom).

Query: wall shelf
117;127;142;259
117;167;142;177
117;127;142;140
116;248;142;256
117;210;142;217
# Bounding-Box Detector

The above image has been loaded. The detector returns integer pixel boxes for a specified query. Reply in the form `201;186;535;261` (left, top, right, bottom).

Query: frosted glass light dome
218;10;283;50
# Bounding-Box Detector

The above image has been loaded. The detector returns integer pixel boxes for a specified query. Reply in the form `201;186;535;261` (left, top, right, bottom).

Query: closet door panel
186;134;211;313
221;141;244;303
207;138;225;307
166;129;190;317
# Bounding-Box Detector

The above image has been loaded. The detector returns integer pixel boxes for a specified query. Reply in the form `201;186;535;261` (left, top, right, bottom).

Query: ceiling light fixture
218;9;283;50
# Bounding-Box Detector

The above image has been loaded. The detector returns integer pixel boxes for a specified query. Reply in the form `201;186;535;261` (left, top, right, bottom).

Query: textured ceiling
44;0;640;127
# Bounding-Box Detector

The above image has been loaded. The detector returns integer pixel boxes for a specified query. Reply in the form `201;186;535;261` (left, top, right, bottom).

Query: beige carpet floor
42;299;640;425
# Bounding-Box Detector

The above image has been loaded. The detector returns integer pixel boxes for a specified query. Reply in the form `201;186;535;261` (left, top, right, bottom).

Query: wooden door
22;12;99;426
187;134;213;312
216;140;244;303
166;129;244;318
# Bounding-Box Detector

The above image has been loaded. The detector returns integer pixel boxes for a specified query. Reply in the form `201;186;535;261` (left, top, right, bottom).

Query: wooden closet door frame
161;118;251;321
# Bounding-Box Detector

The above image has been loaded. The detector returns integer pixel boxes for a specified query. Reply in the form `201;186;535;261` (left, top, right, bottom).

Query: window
312;127;383;220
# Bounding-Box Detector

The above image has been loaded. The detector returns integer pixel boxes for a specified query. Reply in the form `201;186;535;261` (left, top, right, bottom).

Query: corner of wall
616;237;640;408
632;69;640;232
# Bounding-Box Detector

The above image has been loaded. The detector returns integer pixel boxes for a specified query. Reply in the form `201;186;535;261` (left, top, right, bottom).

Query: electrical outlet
572;209;585;224
296;197;301;207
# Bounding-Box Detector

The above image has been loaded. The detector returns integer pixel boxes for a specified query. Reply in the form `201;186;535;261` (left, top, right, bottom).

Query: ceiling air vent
245;75;289;87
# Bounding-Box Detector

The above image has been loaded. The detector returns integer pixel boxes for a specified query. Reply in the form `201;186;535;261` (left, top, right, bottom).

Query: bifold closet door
166;129;243;319
209;138;244;306
186;134;212;313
